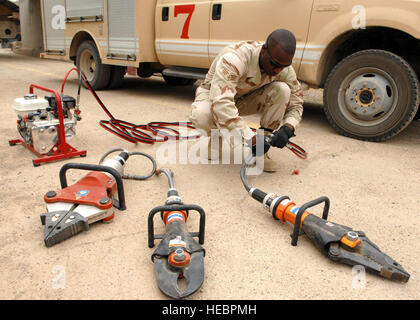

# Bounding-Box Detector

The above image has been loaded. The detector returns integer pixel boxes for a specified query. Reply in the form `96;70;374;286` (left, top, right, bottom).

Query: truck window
65;0;104;21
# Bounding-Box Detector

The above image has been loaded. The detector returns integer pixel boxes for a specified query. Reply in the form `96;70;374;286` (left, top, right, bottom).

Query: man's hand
247;134;271;156
270;125;295;148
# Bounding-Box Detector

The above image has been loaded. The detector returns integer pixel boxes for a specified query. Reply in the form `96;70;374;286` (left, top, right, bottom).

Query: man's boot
262;151;279;173
261;128;280;173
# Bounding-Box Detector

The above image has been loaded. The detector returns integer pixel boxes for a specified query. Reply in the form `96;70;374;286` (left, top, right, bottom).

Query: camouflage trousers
189;81;291;137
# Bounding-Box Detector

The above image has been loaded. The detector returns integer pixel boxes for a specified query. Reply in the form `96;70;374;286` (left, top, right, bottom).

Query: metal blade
302;214;410;282
153;251;205;299
40;207;89;247
328;239;410;282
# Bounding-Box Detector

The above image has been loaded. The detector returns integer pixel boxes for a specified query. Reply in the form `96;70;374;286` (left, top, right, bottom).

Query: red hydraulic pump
9;68;87;166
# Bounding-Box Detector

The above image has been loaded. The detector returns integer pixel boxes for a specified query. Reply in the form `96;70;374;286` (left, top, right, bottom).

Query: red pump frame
9;84;86;166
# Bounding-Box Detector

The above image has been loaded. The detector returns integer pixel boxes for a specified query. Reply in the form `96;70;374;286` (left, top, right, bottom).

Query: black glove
270;125;295;148
248;134;271;156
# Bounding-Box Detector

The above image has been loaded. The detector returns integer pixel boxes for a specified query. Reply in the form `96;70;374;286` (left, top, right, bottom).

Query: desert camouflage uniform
189;40;304;146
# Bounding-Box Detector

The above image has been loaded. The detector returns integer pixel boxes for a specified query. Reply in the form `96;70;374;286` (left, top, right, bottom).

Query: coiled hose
61;67;200;144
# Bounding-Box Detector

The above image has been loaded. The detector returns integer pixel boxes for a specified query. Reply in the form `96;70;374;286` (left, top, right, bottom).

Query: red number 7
174;4;195;39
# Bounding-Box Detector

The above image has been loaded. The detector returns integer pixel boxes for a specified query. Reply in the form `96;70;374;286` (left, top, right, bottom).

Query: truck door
208;0;314;72
41;0;65;55
155;0;211;68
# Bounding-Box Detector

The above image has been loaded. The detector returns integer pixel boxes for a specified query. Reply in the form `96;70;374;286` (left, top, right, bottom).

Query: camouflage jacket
195;40;304;140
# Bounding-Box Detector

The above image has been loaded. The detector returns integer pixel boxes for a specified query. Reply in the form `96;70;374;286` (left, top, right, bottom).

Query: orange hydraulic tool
240;155;410;282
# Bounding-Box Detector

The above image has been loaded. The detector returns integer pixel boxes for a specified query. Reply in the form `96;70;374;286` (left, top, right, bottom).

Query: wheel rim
338;67;398;127
79;49;96;82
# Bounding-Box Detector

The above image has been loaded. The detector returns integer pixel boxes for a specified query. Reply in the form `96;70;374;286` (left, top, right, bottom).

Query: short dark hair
266;29;296;55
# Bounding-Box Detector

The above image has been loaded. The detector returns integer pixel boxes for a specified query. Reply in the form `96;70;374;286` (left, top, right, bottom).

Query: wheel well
69;31;96;63
320;27;420;87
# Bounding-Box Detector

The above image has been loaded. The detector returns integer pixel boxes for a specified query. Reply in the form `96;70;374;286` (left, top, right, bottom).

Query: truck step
162;66;207;80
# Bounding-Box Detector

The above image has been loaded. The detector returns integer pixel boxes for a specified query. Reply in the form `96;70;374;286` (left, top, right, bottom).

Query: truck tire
107;65;126;89
76;40;111;90
323;49;419;141
163;75;195;86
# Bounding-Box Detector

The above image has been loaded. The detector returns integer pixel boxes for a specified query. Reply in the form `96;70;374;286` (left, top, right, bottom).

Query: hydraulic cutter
148;168;206;299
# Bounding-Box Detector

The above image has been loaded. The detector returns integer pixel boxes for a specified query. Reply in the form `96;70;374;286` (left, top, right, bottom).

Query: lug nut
329;244;340;256
99;197;110;205
46;191;56;198
346;231;359;241
174;248;186;262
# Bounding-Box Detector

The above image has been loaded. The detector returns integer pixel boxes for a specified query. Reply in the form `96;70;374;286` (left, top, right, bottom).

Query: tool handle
266;133;307;160
286;141;307;159
148;204;205;248
59;163;126;210
291;196;330;246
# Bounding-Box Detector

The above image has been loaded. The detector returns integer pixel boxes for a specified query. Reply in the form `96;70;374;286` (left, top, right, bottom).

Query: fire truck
40;0;420;141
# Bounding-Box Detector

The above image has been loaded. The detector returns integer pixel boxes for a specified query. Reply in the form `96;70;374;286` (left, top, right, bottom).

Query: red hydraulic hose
60;67;199;144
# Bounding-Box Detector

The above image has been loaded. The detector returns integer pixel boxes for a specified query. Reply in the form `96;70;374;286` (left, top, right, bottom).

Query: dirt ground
0;49;419;300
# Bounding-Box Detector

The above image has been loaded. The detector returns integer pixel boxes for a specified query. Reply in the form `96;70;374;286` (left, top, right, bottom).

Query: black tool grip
250;188;267;204
59;163;126;210
148;204;205;248
291;196;330;246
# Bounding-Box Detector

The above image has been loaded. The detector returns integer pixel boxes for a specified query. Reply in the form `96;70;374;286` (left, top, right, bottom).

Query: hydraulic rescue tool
148;169;206;299
240;154;410;282
9;68;86;166
41;148;156;247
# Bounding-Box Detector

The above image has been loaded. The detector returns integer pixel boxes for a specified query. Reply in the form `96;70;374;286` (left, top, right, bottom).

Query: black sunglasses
264;43;292;69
